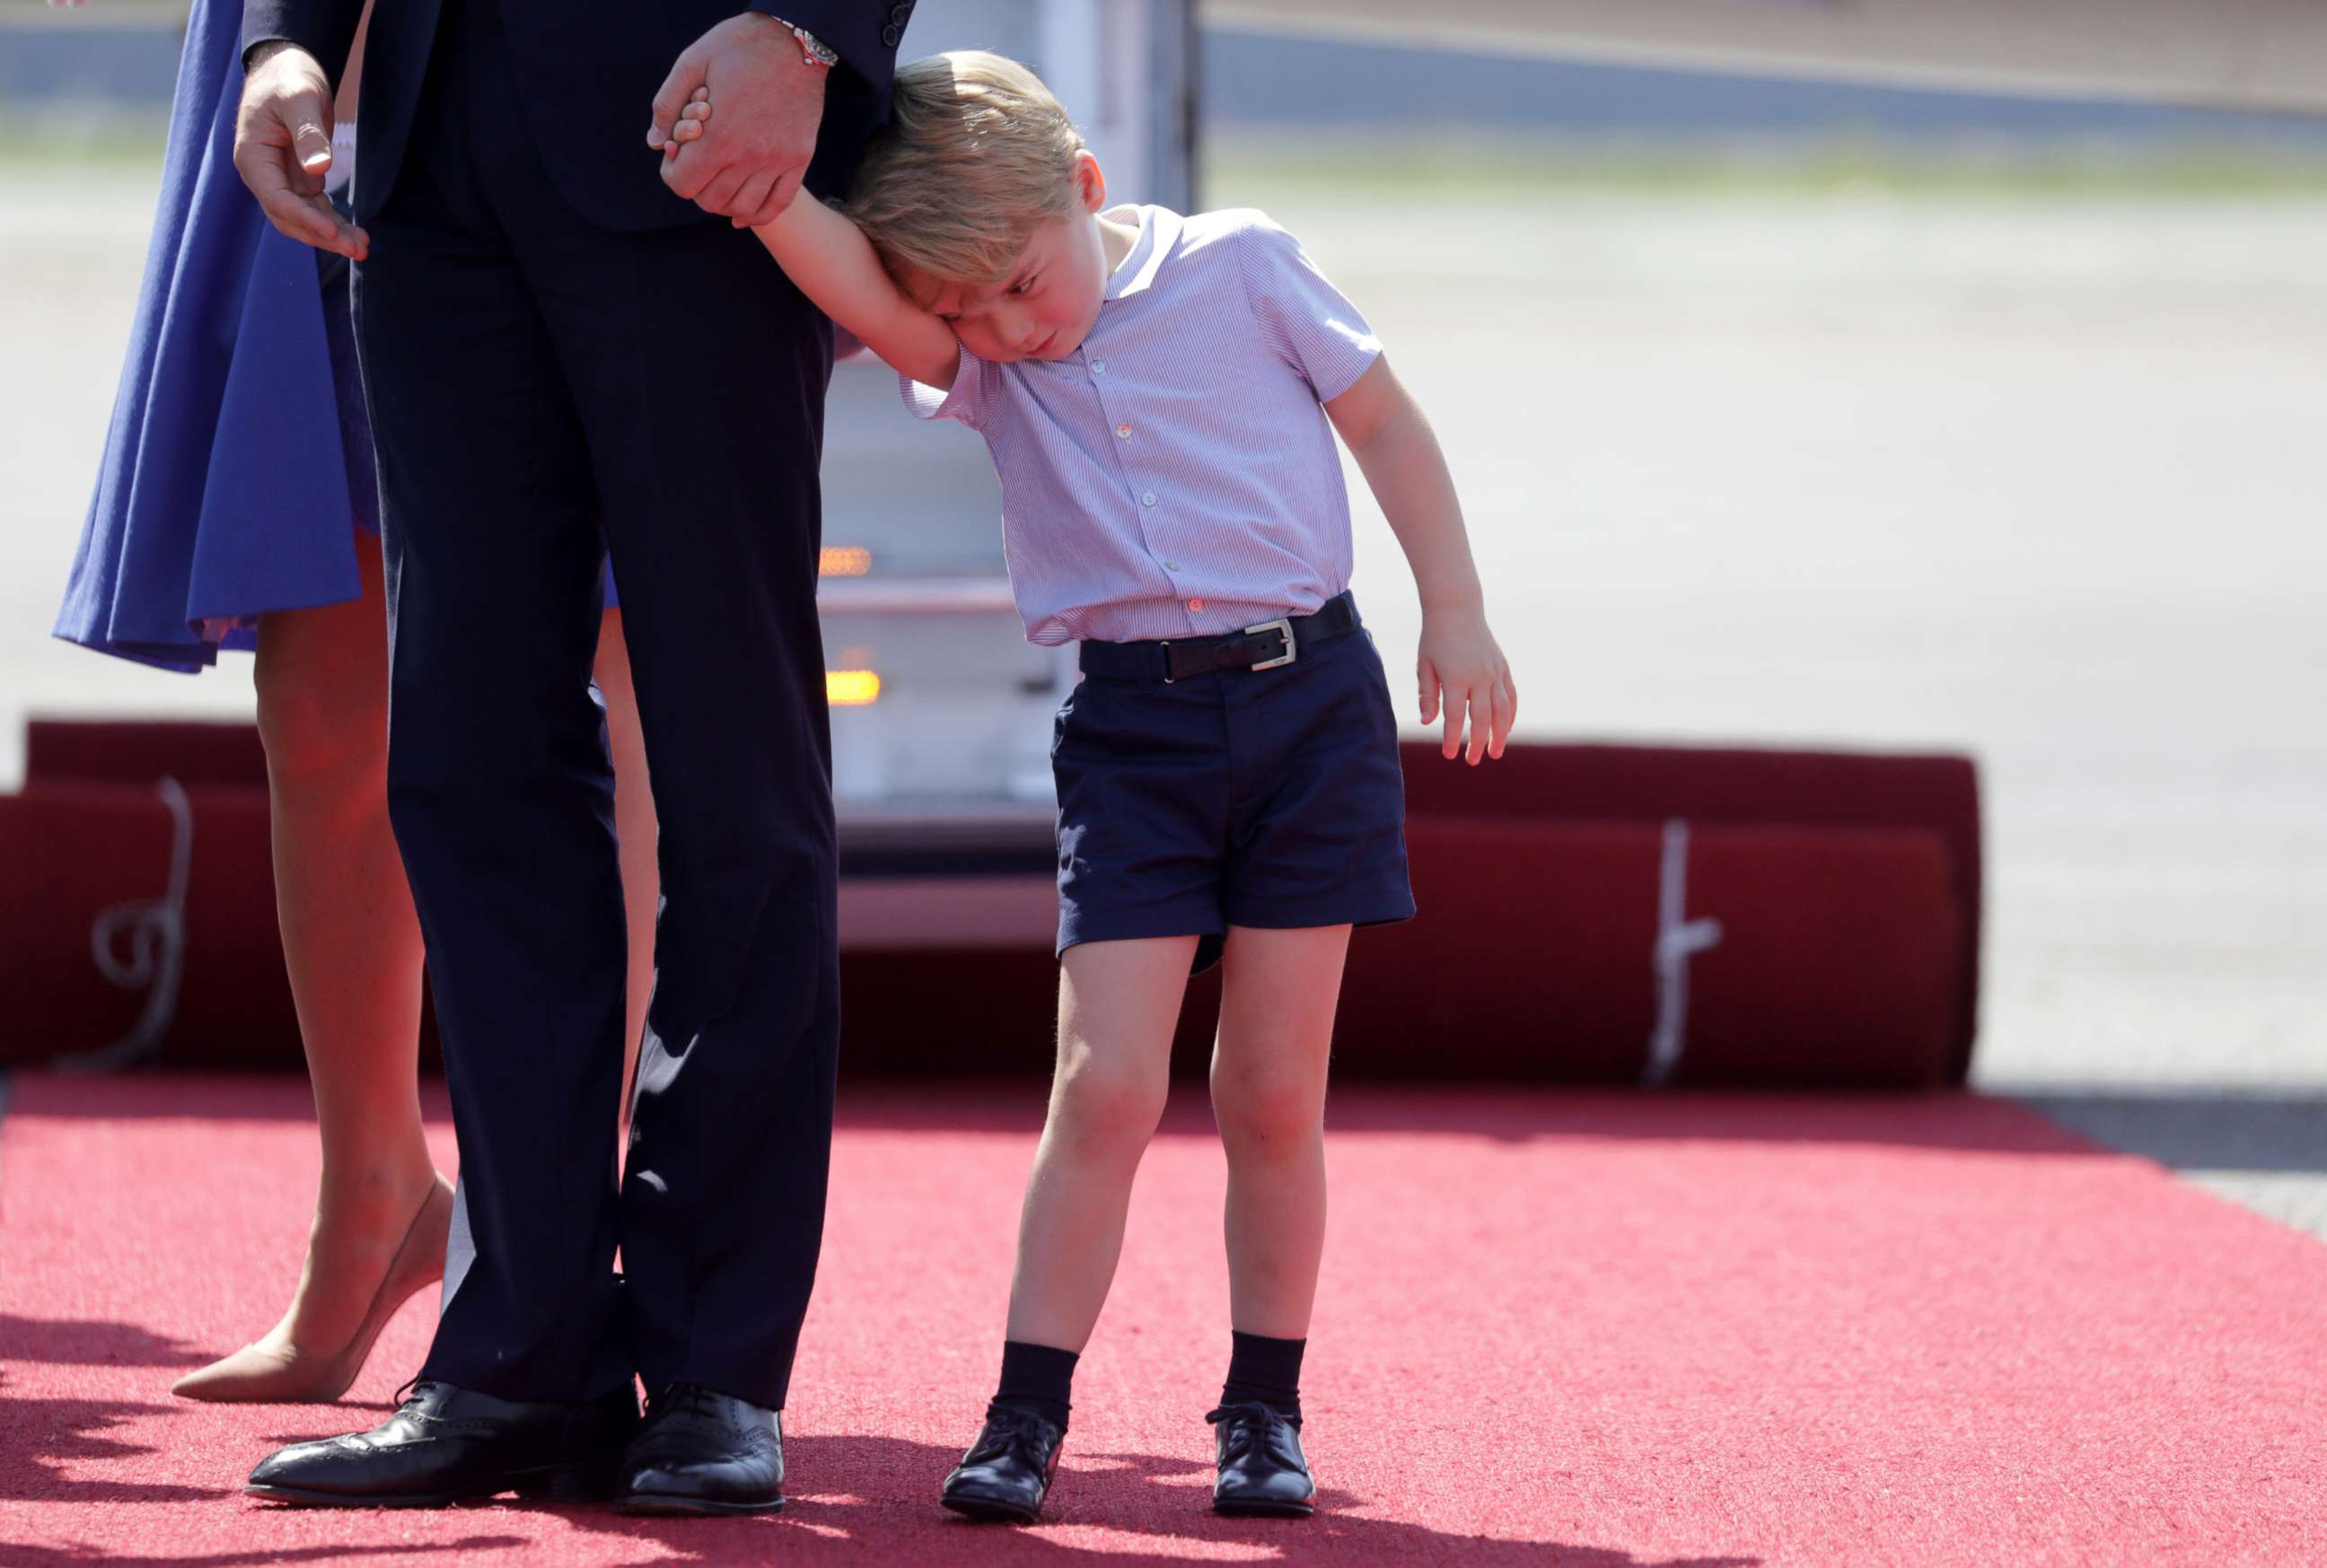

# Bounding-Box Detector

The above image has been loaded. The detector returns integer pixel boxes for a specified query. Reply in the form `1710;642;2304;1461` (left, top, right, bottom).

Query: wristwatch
766;15;839;67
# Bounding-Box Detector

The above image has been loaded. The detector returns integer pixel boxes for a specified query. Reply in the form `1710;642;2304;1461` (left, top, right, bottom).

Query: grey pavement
2013;1091;2327;1238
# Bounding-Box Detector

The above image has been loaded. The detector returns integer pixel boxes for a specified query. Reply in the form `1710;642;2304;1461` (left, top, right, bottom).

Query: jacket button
882;23;900;46
891;4;910;22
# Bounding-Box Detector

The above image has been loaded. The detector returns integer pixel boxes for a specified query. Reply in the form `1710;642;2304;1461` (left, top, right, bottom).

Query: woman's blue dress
54;0;612;675
55;0;368;672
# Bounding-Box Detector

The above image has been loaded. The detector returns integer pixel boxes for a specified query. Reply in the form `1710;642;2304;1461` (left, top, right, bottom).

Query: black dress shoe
1207;1402;1316;1517
612;1384;786;1516
939;1406;1065;1523
246;1380;641;1507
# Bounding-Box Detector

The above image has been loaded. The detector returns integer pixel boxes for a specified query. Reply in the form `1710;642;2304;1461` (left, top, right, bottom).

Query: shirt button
1141;491;1157;507
1188;597;1205;612
1164;560;1181;572
1091;360;1107;375
1116;423;1132;440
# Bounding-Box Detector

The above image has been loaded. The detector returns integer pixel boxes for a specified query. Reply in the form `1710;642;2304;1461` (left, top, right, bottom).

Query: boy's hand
1418;603;1516;765
664;87;713;153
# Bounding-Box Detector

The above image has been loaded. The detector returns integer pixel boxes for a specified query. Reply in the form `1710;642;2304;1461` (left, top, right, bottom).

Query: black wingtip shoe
1207;1402;1316;1518
611;1384;786;1516
939;1406;1065;1523
245;1380;641;1508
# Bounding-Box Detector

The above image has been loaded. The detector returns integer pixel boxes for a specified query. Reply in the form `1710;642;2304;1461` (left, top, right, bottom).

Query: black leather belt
1078;591;1359;683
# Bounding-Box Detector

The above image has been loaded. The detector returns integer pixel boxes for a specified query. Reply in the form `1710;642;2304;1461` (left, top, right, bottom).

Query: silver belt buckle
1244;617;1297;670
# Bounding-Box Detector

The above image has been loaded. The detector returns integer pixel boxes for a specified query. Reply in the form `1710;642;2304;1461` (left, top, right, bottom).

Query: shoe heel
513;1459;618;1504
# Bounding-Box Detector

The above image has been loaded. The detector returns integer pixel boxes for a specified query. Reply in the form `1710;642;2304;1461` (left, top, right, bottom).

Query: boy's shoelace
966;1407;1058;1466
1205;1400;1299;1460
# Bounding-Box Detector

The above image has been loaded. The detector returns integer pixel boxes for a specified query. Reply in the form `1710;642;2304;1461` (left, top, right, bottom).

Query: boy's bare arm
751;195;961;390
669;92;956;387
1326;355;1517;764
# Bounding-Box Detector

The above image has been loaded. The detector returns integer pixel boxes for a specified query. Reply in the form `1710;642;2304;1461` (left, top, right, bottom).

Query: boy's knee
1211;1056;1325;1154
1050;1056;1167;1158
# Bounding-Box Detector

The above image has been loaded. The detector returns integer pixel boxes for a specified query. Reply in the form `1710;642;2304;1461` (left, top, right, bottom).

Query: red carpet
3;1074;2323;1566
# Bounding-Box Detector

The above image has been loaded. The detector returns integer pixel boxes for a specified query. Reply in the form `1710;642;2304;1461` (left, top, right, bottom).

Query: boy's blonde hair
847;51;1087;286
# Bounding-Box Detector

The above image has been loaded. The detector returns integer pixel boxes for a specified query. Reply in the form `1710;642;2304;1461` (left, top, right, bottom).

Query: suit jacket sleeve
241;0;368;83
749;0;909;115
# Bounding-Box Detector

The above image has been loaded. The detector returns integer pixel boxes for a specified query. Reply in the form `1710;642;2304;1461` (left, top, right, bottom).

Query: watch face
794;26;839;66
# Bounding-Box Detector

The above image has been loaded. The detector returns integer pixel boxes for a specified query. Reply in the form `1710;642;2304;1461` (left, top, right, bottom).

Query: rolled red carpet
6;724;1980;1084
0;785;294;1067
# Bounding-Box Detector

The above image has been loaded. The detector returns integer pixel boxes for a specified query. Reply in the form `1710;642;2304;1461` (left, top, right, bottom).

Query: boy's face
895;153;1114;365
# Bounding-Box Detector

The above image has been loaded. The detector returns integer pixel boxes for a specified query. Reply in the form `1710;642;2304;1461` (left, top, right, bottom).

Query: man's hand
647;14;825;229
233;42;368;259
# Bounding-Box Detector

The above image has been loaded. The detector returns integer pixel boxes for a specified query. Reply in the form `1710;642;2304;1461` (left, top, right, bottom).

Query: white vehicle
817;0;1194;897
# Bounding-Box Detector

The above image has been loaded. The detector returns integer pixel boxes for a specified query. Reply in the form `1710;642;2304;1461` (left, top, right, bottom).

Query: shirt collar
1103;205;1182;302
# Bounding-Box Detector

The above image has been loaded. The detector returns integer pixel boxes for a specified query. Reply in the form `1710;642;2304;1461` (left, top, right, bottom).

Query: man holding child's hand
229;0;909;1518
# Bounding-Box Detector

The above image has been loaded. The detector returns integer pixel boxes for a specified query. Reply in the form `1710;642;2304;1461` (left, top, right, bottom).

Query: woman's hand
1417;602;1515;765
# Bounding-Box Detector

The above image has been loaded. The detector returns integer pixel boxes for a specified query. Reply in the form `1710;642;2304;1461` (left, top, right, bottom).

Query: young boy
666;51;1515;1521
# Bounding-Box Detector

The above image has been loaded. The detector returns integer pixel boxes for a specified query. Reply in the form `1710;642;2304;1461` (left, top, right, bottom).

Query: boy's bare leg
1211;924;1351;1338
945;935;1196;1520
1003;934;1199;1352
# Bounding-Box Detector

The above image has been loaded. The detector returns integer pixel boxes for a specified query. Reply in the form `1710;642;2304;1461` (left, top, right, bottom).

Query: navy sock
1220;1330;1304;1423
989;1339;1077;1430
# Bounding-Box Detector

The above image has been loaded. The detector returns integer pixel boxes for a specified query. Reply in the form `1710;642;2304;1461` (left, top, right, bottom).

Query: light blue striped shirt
903;205;1383;646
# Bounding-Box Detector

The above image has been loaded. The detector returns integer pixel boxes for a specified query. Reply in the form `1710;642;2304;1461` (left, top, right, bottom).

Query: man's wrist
757;13;839;67
244;38;300;72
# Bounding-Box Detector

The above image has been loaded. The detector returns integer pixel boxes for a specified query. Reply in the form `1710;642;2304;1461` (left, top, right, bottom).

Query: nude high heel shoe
172;1174;455;1403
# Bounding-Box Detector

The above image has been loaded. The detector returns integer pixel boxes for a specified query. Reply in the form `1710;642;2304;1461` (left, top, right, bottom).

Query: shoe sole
611;1492;786;1517
246;1460;607;1510
249;1484;473;1509
940;1492;1043;1524
1214;1496;1317;1519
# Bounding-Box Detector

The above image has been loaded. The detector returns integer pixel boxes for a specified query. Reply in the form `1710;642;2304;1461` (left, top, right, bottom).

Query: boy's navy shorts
1053;593;1417;975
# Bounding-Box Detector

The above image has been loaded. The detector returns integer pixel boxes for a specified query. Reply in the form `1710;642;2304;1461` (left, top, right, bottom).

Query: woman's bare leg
594;605;657;1131
176;533;444;1398
177;555;662;1399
